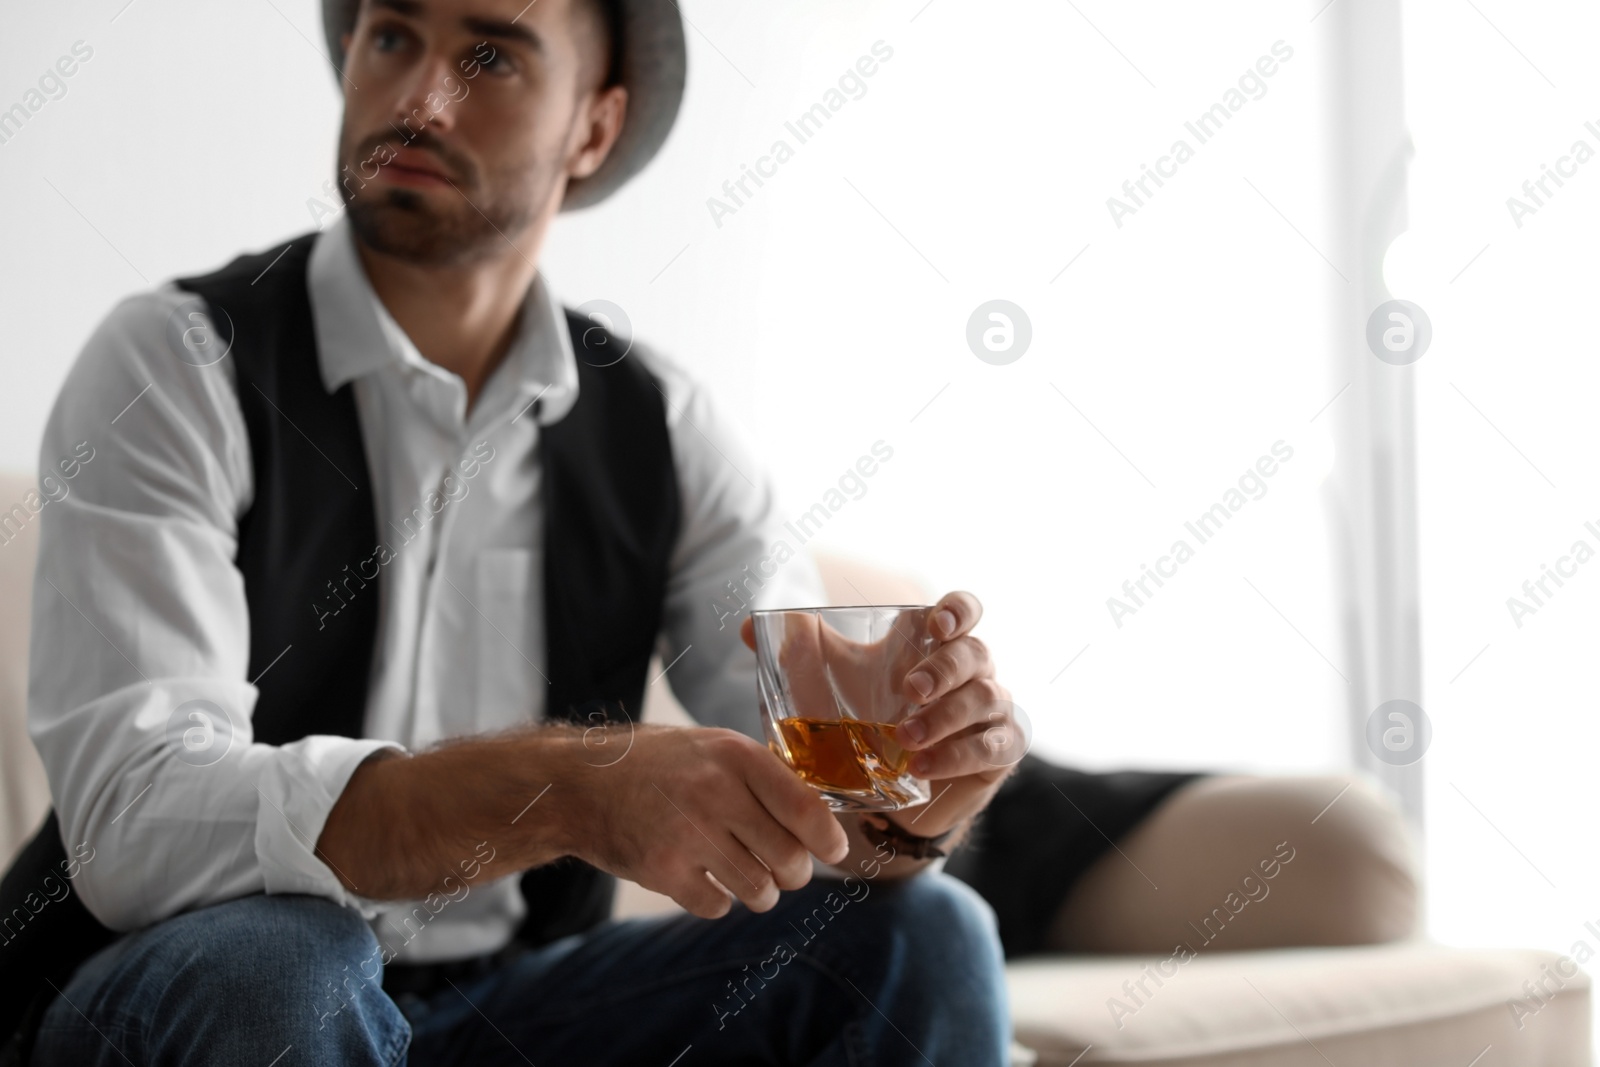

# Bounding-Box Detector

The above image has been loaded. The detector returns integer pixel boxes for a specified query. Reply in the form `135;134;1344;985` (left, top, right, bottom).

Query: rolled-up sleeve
26;285;401;932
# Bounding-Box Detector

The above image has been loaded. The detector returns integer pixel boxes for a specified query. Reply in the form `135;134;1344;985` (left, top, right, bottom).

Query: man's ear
568;84;628;180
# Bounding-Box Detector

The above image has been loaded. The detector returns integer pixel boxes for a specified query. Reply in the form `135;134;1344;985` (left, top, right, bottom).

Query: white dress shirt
27;214;824;962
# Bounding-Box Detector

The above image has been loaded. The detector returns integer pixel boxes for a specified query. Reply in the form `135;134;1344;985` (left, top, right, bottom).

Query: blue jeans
32;871;1010;1066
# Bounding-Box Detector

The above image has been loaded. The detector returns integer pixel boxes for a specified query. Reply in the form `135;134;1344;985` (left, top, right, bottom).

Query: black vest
0;232;681;1051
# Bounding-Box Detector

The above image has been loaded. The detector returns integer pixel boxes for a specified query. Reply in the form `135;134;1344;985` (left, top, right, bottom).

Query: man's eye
373;26;407;52
472;43;512;74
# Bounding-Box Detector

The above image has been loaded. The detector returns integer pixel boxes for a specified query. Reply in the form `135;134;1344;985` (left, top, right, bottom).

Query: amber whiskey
772;717;911;796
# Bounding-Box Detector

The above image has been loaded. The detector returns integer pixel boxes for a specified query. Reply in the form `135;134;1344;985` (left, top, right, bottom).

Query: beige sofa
0;470;1589;1065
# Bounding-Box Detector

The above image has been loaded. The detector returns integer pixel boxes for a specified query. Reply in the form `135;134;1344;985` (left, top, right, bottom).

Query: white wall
553;1;1346;781
1390;0;1600;1010
0;0;347;454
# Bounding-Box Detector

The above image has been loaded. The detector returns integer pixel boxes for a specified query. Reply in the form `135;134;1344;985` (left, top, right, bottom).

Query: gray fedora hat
320;0;686;210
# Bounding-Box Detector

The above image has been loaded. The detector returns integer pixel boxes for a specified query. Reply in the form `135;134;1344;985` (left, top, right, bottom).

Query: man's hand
738;591;1024;848
572;725;850;919
318;593;1012;918
884;591;1024;838
317;723;849;918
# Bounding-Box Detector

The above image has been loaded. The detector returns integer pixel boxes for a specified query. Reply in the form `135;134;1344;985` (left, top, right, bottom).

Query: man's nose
392;51;463;138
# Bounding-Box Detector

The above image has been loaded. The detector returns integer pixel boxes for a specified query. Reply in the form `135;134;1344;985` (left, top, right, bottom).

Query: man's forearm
316;725;590;901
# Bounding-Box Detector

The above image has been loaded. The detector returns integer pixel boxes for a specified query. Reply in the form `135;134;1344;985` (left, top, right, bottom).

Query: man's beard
338;126;553;268
344;184;533;267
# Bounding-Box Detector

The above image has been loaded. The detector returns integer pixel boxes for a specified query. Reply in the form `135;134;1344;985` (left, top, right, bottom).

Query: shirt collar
305;213;579;426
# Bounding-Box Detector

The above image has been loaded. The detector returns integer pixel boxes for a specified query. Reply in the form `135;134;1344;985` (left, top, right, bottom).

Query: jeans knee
106;894;397;1044
162;894;381;998
858;871;1005;975
912;872;1004;956
36;894;408;1067
812;871;1009;1054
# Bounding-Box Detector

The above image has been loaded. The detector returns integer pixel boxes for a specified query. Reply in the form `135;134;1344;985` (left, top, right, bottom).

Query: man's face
336;0;618;266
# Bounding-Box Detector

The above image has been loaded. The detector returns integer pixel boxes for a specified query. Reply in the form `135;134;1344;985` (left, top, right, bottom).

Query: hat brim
320;0;685;211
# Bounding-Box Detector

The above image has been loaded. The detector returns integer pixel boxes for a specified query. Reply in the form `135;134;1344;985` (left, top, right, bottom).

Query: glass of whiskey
752;605;936;812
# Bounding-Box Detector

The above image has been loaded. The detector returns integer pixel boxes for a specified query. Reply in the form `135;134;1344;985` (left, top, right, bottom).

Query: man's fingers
729;807;815;891
927;591;982;642
658;827;778;916
907;722;1020;780
901;640;997;722
670;869;737;919
701;832;781;913
900;680;1024;768
739;616;756;652
744;753;850;865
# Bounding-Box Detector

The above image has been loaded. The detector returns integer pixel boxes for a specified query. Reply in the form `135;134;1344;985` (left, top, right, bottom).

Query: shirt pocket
474;547;544;729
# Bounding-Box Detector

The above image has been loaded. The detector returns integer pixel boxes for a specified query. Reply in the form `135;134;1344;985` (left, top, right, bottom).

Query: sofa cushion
1008;943;1590;1066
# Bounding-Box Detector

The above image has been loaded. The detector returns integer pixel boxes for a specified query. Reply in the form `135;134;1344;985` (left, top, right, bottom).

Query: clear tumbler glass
752;605;936;812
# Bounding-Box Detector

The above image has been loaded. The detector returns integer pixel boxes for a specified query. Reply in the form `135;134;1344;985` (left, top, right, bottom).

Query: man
10;0;1021;1062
